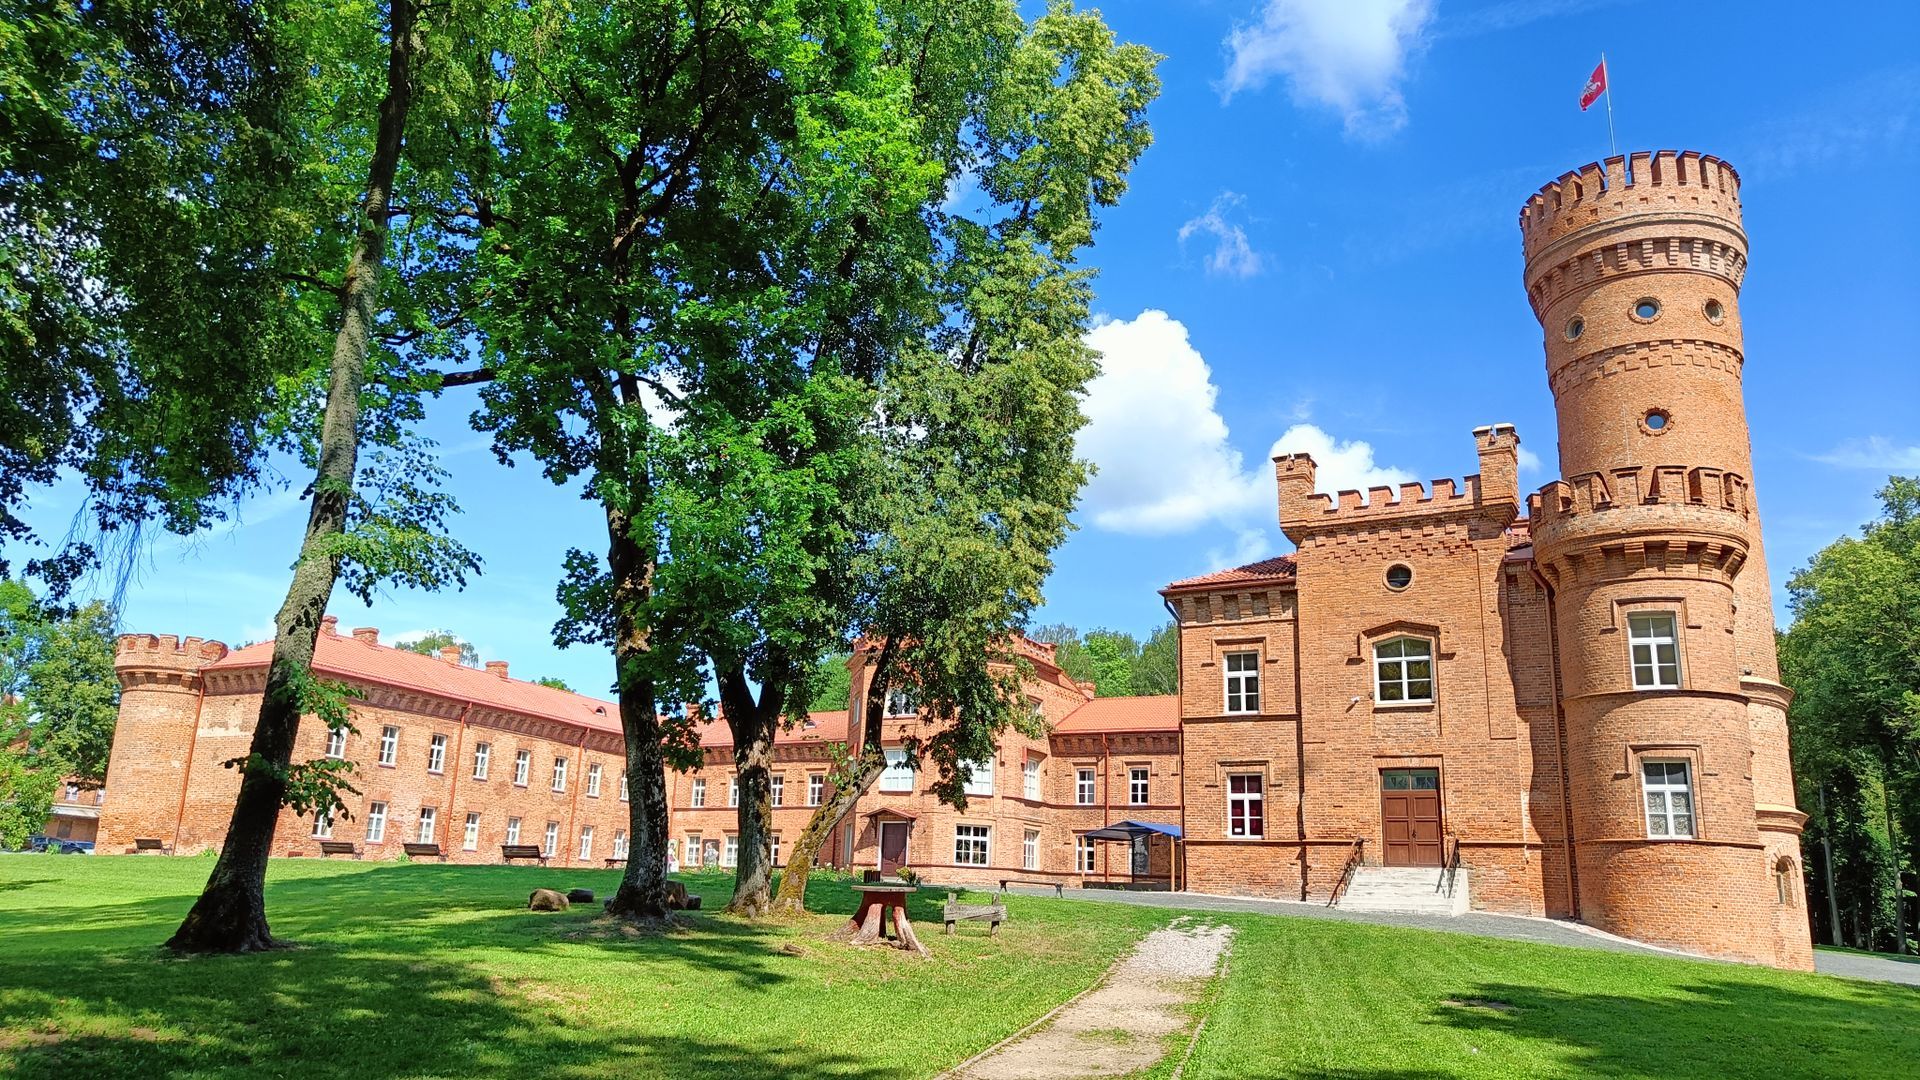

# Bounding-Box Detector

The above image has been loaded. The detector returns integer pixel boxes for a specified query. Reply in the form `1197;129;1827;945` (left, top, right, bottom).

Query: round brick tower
96;634;227;853
1520;151;1811;969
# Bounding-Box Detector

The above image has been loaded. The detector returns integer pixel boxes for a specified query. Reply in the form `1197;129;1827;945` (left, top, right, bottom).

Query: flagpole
1602;52;1619;159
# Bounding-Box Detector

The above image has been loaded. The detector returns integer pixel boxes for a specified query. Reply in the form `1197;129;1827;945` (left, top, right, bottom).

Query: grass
2;858;1916;1079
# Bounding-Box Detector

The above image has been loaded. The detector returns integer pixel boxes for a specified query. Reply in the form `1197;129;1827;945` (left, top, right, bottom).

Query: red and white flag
1580;58;1608;111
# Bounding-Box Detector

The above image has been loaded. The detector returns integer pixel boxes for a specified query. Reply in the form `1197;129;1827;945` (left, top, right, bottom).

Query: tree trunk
600;497;673;920
167;0;418;954
726;728;777;917
771;640;894;915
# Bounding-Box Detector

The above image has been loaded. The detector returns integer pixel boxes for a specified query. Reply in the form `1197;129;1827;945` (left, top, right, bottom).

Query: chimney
1474;423;1522;512
1274;452;1319;543
321;615;339;636
438;645;463;665
486;660;509;678
351;627;379;644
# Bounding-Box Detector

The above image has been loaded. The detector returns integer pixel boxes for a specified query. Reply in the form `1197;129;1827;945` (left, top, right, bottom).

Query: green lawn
1;858;1915;1080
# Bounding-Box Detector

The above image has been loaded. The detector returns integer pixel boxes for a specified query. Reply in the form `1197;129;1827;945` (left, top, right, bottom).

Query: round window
1632;297;1661;322
1564;315;1585;342
1704;298;1725;324
1385;564;1414;591
1642;408;1672;434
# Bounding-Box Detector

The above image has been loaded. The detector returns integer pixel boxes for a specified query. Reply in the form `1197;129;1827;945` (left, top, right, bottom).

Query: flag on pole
1580;58;1608;111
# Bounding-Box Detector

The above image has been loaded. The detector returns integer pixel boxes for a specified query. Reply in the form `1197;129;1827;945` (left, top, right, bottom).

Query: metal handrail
1440;832;1461;898
1328;837;1366;907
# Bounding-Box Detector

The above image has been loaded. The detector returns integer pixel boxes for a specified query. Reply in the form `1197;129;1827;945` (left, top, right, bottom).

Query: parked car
25;835;93;855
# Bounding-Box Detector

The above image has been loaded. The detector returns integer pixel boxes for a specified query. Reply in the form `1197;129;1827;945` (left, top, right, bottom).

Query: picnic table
841;882;927;957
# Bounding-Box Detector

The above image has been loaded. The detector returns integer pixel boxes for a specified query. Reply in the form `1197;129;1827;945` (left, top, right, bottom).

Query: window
513;749;530;786
587;762;602;797
365;802;388;844
1642;760;1695;839
1704;298;1726;324
1076;835;1095;873
427;734;446;774
417;807;437;845
378;725;399;766
808;773;825;806
728;775;739;807
691;778;707;807
463;812;480;851
954;825;990;867
506;817;522;845
771;833;782;866
1564;314;1585;341
312;809;333;839
551;756;568;793
885;688;917;717
1024;758;1041;801
543;821;559;857
771;774;784;807
687;834;703;867
1385;564;1414;591
1374;637;1434;704
1228;774;1265;838
620;773;629;801
880;749;914;792
962;758;994;797
1076;768;1096;806
325;728;347;760
1224;651;1260;714
1023;829;1039;871
724;834;738;868
1632;296;1661;321
1129;767;1150;806
1628;613;1681;689
473;742;491;780
613;830;629;860
578;826;594;861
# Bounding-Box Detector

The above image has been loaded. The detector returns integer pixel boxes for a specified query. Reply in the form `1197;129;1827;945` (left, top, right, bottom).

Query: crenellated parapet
1529;464;1753;588
115;633;229;692
1276;425;1520;544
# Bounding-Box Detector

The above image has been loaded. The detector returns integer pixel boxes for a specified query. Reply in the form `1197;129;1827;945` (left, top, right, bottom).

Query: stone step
1335;866;1470;916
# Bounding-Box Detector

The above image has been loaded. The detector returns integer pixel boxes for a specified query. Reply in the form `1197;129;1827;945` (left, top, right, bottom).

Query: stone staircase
1334;865;1470;916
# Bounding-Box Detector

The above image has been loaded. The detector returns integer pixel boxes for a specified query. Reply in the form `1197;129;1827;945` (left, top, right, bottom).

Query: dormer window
1374;637;1434;704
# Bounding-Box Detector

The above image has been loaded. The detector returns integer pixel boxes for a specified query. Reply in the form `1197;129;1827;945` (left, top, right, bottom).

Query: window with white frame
551;756;568;793
770;833;782;865
1076;768;1096;805
1024;758;1041;801
578;826;594;861
312;809;333;839
1228;774;1265;838
473;741;491;780
724;834;738;868
885;688;917;717
880;748;914;792
728;775;739;807
542;821;559;857
1373;637;1434;704
1129;767;1150;806
771;774;784;806
1023;829;1039;870
365;802;388;843
962;758;994;797
1076;835;1095;872
620;773;629;801
427;734;446;774
1642;760;1695;838
463;812;480;851
417;806;437;845
807;773;825;806
587;762;602;797
1224;651;1260;714
513;749;530;786
325;728;347;760
691;778;707;807
687;834;703;866
1628;613;1682;690
613;830;629;859
378;725;399;766
505;817;522;845
954;825;990;866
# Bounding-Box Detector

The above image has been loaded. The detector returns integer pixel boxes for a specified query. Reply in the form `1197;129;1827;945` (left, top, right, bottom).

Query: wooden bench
501;844;548;866
603;857;627;868
999;877;1064;898
132;838;171;855
944;889;1008;936
318;840;361;858
403;842;444;861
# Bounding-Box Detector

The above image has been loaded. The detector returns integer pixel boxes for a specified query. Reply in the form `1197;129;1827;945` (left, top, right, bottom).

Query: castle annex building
98;151;1813;970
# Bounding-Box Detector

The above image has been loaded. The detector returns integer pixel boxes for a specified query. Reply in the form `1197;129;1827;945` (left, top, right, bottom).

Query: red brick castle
98;152;1813;969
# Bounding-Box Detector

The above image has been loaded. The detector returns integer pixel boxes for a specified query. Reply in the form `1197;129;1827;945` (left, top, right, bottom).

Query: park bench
403;842;444;861
501;844;548;866
132;838;171;855
603;856;626;868
944;889;1008;936
318;840;361;858
999;877;1064;898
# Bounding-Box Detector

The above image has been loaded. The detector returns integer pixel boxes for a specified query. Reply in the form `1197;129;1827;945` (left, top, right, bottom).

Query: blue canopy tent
1074;820;1183;890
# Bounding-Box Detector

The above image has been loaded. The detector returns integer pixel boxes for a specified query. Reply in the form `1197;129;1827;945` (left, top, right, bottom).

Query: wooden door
1381;769;1442;867
879;821;908;873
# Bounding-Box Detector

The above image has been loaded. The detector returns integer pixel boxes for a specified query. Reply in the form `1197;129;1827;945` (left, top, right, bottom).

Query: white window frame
513;749;530;786
1228;774;1265;838
1224;651;1260;714
962;757;994;798
1075;768;1096;806
505;817;522;845
1129;767;1150;806
771;833;781;866
1023;758;1041;801
620;773;629;801
587;762;602;797
578;825;595;861
551;756;568;793
771;774;784;807
724;834;738;868
885;688;917;717
613;830;629;860
807;773;825;806
417;806;438;845
1642;759;1696;839
462;812;480;851
543;821;560;858
880;748;914;792
1023;829;1039;870
1373;637;1435;705
728;775;739;807
312;809;333;839
472;741;491;780
378;725;399;766
1076;835;1095;873
954;824;990;867
687;833;703;867
427;733;446;774
691;778;707;807
1628;613;1683;690
365;802;387;844
324;728;347;760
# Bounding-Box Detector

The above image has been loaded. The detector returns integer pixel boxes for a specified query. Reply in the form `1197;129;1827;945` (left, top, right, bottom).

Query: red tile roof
1162;555;1296;593
686;710;850;749
1053;694;1179;734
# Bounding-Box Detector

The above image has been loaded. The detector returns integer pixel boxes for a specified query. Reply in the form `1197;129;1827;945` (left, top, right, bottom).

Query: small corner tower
97;634;228;853
1521;151;1811;968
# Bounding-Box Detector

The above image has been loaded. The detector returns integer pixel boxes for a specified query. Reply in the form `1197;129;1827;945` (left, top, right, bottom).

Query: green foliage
1029;621;1178;697
533;676;573;692
0;714;62;850
396;631;478;667
223;666;362;822
806;655;853;713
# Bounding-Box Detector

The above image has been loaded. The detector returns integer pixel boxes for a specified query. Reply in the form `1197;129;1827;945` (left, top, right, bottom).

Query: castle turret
1522;151;1810;968
97;634;227;852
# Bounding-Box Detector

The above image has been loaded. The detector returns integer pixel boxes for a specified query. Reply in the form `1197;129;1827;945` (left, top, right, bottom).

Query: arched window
1374;637;1434;704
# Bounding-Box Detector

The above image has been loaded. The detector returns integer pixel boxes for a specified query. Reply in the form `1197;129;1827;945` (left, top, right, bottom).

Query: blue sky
11;0;1918;696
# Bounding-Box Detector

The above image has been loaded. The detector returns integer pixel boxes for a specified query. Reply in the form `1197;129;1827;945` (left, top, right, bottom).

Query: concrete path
1812;948;1920;987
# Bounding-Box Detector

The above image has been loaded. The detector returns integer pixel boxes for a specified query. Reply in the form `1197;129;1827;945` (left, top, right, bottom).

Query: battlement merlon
114;633;230;689
1518;151;1743;263
1274;427;1522;544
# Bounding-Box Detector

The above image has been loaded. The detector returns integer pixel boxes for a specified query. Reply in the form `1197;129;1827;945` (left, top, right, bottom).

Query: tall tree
9;594;120;786
396;630;478;666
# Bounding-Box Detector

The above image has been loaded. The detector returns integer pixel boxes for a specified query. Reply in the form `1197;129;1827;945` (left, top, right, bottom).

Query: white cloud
1178;192;1264;279
1517;444;1544;475
1267;423;1417;499
1813;437;1920;471
1205;528;1275;572
1219;0;1435;139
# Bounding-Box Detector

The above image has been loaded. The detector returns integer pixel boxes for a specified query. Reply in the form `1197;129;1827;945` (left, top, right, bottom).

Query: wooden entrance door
878;821;909;873
1381;769;1442;866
